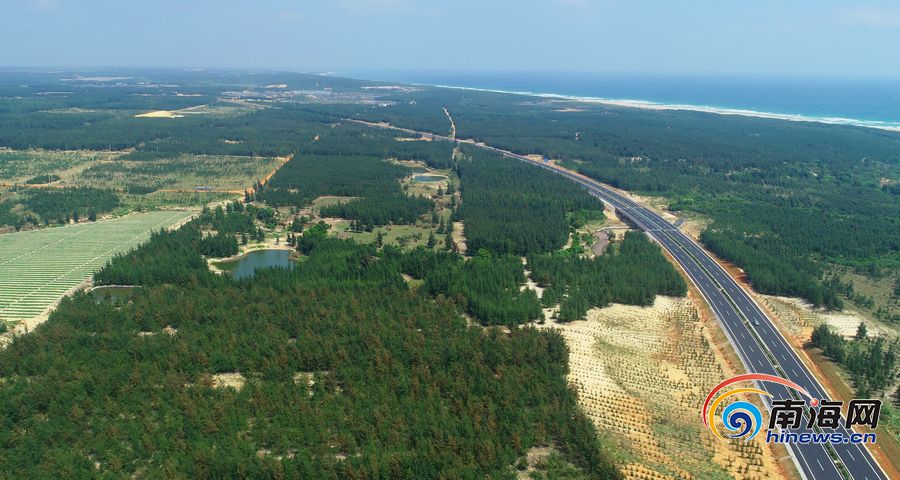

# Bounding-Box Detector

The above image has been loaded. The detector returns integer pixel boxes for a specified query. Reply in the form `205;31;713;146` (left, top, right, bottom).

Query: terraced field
0;210;194;320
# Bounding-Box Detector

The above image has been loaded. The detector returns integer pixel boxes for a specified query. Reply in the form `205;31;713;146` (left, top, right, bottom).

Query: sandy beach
424;84;900;133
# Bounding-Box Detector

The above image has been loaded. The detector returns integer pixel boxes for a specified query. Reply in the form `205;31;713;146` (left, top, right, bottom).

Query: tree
376;230;384;248
426;231;436;249
856;322;868;340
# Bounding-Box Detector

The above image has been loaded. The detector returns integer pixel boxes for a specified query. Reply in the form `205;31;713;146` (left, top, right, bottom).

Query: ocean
349;71;900;131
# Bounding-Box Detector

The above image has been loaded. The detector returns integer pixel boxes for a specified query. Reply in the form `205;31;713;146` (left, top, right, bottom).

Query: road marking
360;122;889;480
817;459;824;471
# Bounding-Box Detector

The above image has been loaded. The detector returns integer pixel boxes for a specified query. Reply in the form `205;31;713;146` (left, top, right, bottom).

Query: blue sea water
351;71;900;129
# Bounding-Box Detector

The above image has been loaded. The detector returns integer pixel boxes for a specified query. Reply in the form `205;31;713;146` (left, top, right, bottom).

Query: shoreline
416;83;900;133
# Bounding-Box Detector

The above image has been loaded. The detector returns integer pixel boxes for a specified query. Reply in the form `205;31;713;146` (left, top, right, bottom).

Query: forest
810;323;899;398
1;209;621;479
319;194;433;229
313;87;900;310
529;231;687;321
381;246;544;327
95;202;252;286
3;69;899;477
0;187;119;229
254;153;432;227
454;148;601;256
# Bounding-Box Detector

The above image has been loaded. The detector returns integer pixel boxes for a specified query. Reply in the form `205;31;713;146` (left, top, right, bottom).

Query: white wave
416;83;900;133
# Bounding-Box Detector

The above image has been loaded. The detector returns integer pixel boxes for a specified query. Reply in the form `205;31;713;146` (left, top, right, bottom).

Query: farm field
0;210;194;321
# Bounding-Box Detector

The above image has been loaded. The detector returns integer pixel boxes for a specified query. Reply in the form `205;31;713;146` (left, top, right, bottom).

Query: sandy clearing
541;296;787;479
591;231;609;256
521;258;544;298
211;372;245;390
451;221;467;254
134;110;184;118
762;295;892;340
443;107;456;140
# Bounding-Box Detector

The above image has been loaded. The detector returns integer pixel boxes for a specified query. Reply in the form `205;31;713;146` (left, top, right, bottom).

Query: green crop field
0;210;194;320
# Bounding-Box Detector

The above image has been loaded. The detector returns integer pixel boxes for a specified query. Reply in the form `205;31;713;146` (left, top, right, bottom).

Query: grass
0;210;195;320
401;168;453;199
329;221;445;249
311;196;356;211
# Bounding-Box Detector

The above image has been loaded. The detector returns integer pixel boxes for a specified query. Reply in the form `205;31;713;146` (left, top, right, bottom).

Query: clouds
833;6;900;29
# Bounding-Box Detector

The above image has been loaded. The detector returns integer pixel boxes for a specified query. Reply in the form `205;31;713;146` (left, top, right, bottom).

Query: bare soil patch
451;221;467;254
211;372;245;390
541;296;788;479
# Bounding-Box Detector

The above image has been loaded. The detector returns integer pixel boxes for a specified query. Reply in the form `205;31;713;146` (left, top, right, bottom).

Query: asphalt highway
354;120;888;479
507;152;889;480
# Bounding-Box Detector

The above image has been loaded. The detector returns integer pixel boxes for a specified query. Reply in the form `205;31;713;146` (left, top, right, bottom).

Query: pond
412;174;447;183
214;249;296;279
91;285;137;304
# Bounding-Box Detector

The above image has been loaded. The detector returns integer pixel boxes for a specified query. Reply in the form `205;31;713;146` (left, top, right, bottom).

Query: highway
522;159;888;480
364;121;889;480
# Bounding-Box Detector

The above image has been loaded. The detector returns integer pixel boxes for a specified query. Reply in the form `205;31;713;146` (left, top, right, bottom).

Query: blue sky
2;0;899;77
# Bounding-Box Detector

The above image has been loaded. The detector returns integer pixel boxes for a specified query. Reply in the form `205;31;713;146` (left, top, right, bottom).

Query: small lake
92;285;137;304
412;174;446;183
215;249;296;279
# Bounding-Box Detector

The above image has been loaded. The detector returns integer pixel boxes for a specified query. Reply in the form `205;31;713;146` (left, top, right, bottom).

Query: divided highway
351;118;889;479
519;158;888;480
407;126;886;480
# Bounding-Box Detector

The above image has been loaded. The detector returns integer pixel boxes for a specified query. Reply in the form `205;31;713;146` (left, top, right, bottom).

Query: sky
1;0;899;78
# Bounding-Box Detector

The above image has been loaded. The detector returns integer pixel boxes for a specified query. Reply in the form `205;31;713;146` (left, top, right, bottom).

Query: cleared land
0;210;194;321
0;148;118;184
541;296;787;480
760;294;900;472
78;154;282;192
